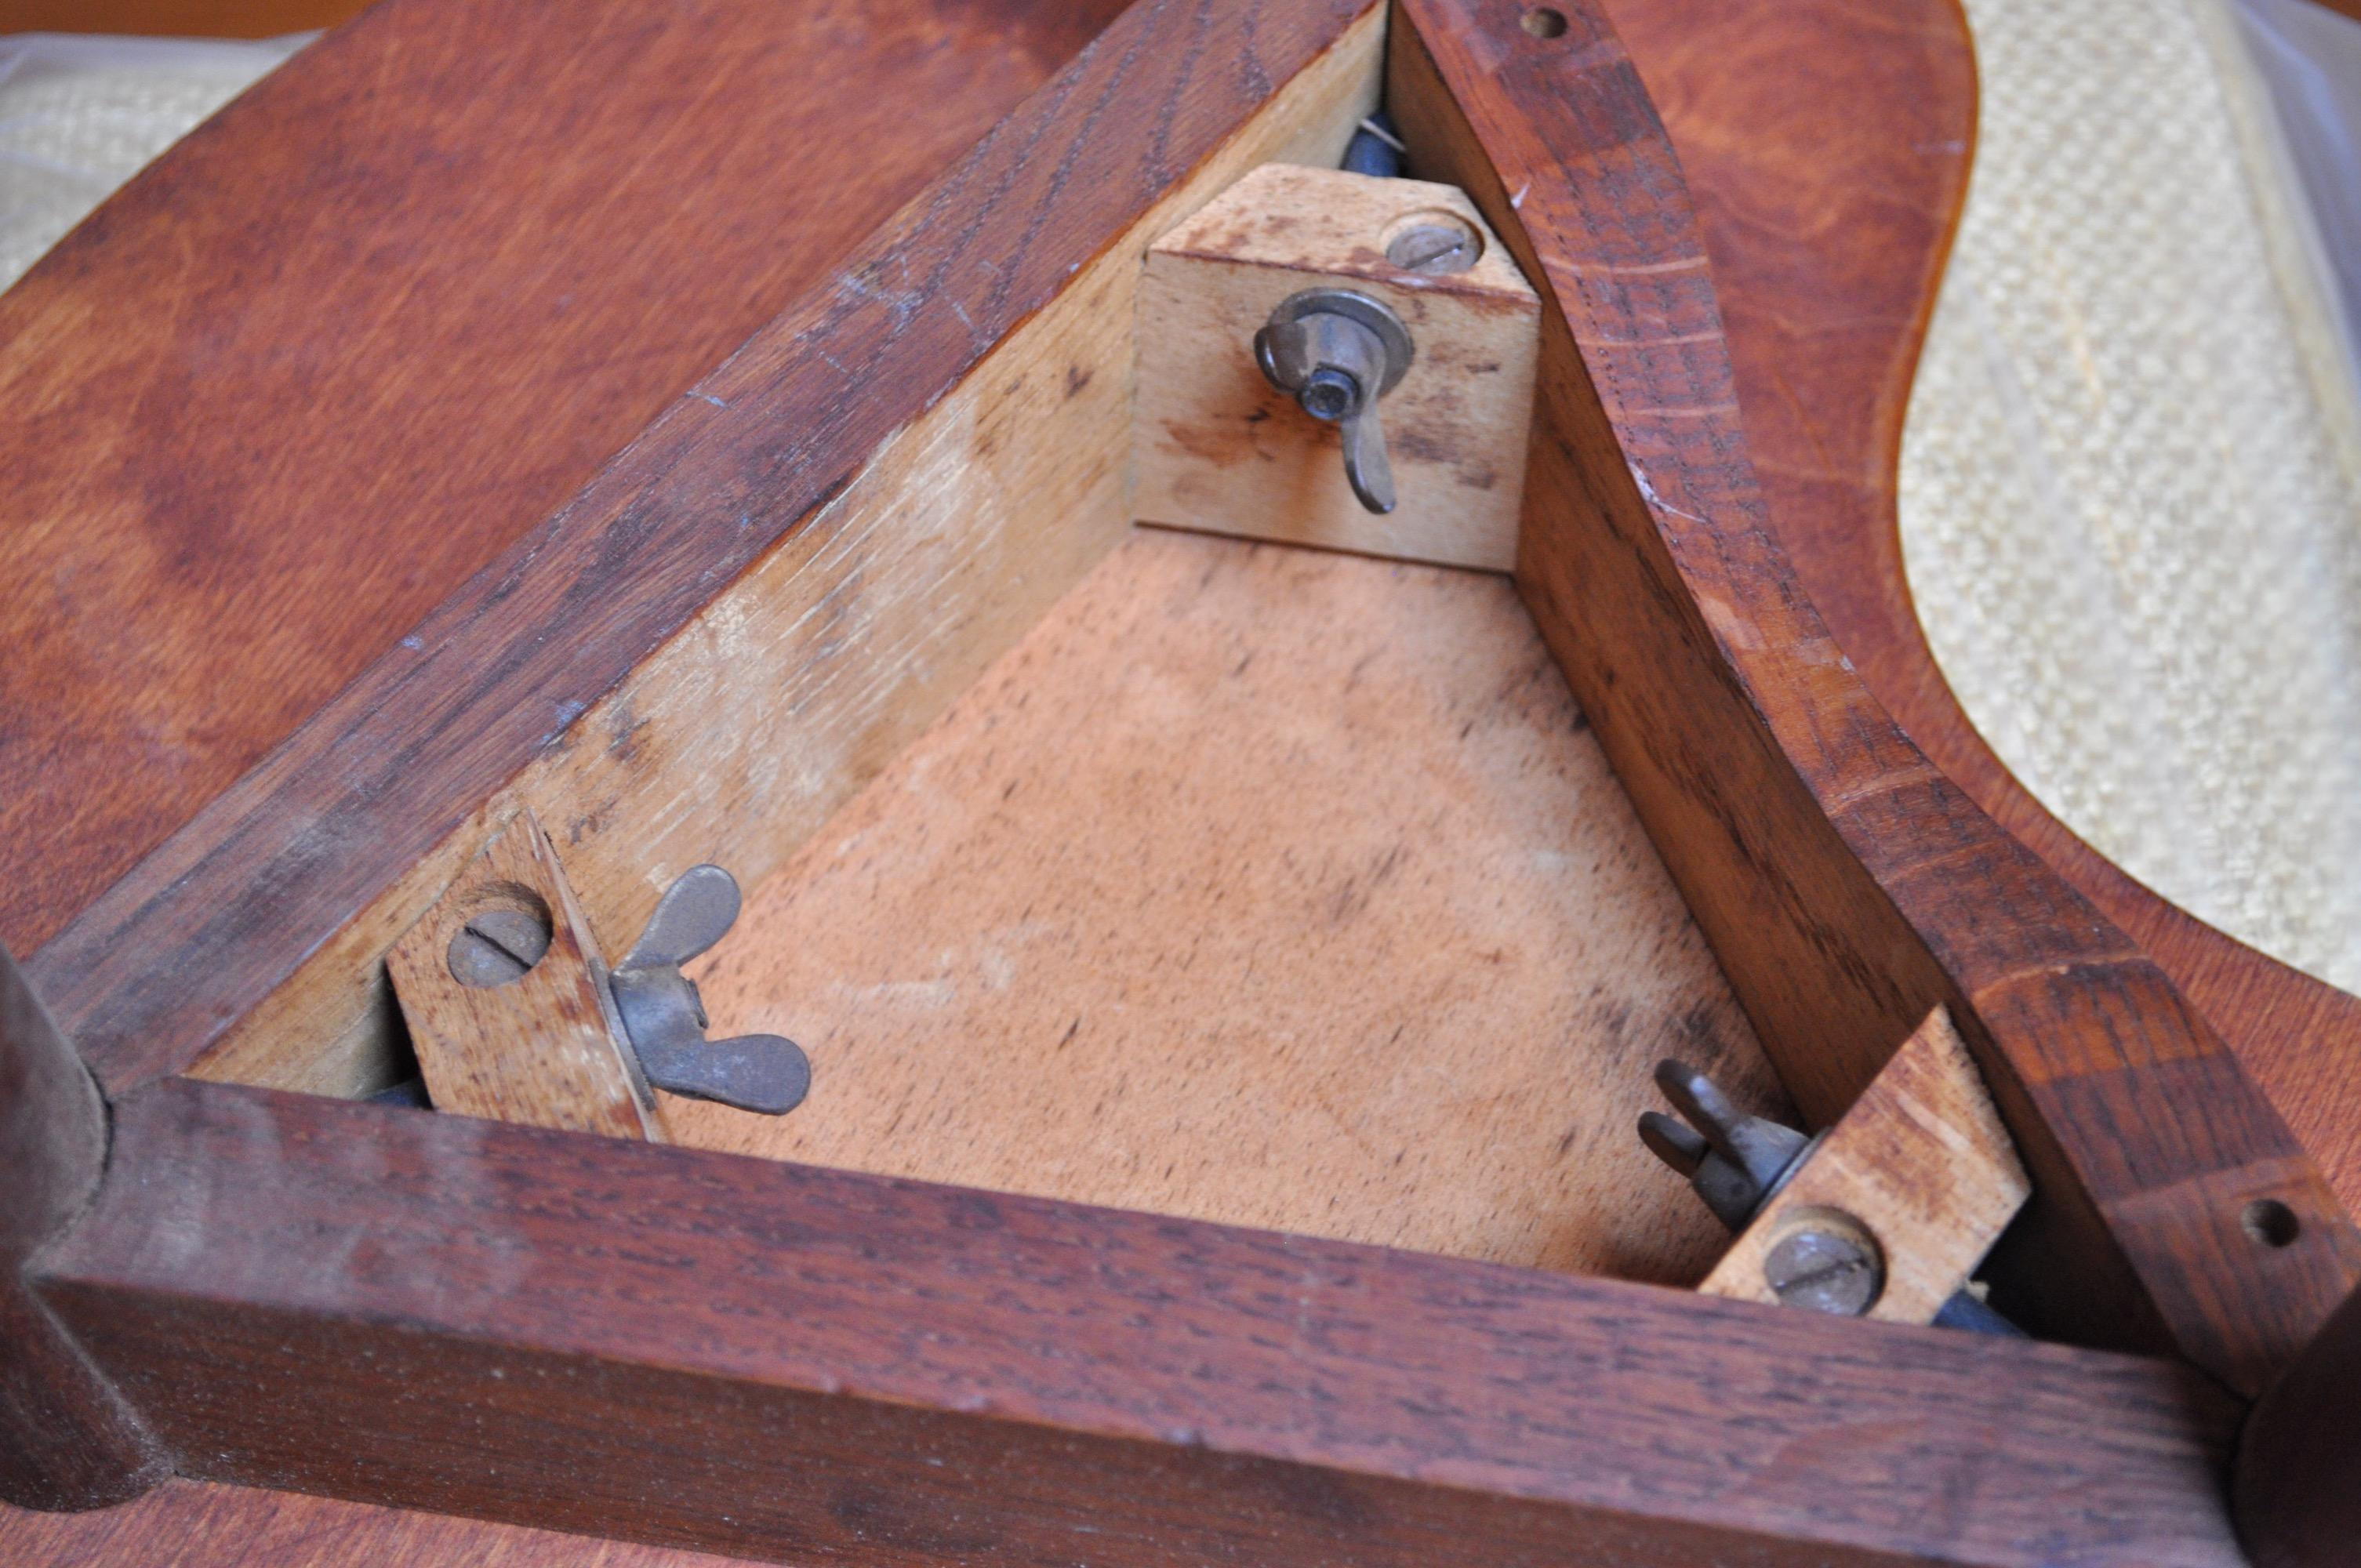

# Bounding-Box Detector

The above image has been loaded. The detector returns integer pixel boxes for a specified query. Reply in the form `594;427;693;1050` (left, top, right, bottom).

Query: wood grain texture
669;527;1780;1284
34;1076;2249;1568
1135;162;1538;569
0;948;161;1512
0;1;367;34
1701;1007;2029;1323
0;0;1123;960
171;4;1384;1104
0;2;2285;1558
1611;0;2361;1217
31;0;1384;1099
1386;0;2361;1394
0;1479;749;1567
2235;1277;2361;1568
387;811;662;1142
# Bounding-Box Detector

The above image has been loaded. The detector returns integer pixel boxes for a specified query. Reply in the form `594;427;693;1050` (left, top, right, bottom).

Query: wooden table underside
0;0;2347;1558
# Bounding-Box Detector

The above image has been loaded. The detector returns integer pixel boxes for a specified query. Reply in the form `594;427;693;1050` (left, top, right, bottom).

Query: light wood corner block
1133;162;1538;572
385;808;666;1142
1701;1007;2032;1324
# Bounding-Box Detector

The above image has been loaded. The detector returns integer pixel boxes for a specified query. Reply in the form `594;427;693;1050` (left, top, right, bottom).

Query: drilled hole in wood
2242;1198;2301;1249
446;884;554;988
1521;7;1568;38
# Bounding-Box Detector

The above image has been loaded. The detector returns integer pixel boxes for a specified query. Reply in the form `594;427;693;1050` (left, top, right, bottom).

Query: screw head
1386;217;1480;275
447;901;554;988
1763;1222;1883;1316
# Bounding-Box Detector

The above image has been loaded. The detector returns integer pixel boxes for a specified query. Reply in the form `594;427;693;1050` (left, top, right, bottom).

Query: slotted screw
447;905;553;988
1386;219;1479;275
1762;1225;1882;1316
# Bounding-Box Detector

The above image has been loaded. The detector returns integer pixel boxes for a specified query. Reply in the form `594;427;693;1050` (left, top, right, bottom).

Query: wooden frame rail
3;0;2357;1560
1388;0;2361;1396
24;1076;2245;1568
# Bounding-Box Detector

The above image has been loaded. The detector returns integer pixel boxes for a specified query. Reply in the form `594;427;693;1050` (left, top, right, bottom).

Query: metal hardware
1638;1058;2018;1332
608;865;810;1116
1385;217;1480;275
1762;1221;1882;1316
1637;1059;1816;1231
1341;111;1405;178
1254;288;1414;514
445;902;553;988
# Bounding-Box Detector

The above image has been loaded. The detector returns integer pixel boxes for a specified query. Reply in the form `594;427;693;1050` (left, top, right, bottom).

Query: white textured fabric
7;15;2357;992
0;31;307;289
1899;0;2361;991
2237;0;2361;351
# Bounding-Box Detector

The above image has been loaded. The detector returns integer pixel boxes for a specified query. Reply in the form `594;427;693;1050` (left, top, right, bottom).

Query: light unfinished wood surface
187;9;1387;1098
670;528;1783;1283
386;811;663;1141
1702;1007;2029;1319
1135;162;1538;572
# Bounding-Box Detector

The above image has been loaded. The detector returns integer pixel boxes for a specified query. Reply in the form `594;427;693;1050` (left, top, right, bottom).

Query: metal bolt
1386;218;1480;275
1638;1059;1815;1232
1299;366;1360;420
447;903;554;988
1762;1223;1883;1316
1253;288;1415;515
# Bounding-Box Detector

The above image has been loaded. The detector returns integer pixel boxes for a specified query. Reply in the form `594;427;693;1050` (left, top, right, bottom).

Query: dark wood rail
2237;1277;2361;1567
0;949;160;1510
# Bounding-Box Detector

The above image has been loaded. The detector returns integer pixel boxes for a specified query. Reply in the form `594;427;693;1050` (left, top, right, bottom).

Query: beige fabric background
1899;0;2361;993
5;8;2359;989
0;32;307;286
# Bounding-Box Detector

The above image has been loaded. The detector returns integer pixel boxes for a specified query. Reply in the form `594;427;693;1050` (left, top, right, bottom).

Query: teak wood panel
0;0;1125;959
30;0;1388;1101
1386;0;2359;1395
31;1079;2247;1568
671;527;1781;1283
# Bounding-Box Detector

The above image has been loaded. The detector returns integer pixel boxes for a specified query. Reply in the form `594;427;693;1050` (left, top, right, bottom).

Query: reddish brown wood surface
2236;1278;2361;1567
26;0;1378;1099
0;0;367;32
1618;0;2361;1215
0;0;1122;961
0;0;2294;1558
1389;0;2361;1395
0;949;161;1512
0;1479;748;1568
27;1078;2247;1568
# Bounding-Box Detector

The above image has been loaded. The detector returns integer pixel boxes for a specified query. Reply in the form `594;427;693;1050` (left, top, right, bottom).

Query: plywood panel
672;528;1780;1283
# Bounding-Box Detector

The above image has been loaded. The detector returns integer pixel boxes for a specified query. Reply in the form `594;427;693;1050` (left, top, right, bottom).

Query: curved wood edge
1388;0;2361;1395
1635;0;2361;1219
0;0;1123;960
30;1077;2249;1567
